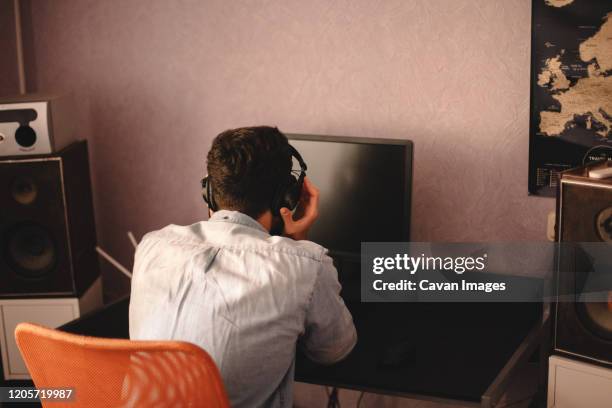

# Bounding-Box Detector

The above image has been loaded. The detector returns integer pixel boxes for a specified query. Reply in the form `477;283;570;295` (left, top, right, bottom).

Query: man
129;126;357;407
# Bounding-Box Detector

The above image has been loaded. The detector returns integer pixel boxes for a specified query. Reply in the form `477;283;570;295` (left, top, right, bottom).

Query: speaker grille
0;141;98;298
0;157;71;296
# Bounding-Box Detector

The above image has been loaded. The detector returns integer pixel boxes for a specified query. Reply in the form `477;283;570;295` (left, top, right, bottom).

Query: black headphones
201;144;307;215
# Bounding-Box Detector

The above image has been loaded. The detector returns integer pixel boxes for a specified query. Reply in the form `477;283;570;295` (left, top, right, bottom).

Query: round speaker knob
15;125;37;148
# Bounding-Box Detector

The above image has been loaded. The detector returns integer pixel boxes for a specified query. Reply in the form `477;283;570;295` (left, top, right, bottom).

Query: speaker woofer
577;300;612;341
4;223;57;279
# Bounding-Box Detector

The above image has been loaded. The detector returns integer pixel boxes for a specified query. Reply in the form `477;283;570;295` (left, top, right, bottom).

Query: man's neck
256;211;273;232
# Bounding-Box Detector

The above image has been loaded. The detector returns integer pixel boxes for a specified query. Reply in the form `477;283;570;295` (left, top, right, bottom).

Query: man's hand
280;177;319;241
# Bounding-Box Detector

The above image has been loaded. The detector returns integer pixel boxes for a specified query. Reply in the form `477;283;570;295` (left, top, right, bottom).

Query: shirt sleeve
299;255;357;365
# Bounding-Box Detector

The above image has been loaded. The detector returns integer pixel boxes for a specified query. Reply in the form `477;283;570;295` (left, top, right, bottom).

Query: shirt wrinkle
201;247;220;274
169;277;192;338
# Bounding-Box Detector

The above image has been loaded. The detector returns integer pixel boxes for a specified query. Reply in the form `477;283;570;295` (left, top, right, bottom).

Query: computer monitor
288;134;412;257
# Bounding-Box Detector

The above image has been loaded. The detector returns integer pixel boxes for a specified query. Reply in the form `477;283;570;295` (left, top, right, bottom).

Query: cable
326;387;340;408
582;145;612;165
356;391;365;408
95;246;132;279
13;0;26;94
127;231;139;249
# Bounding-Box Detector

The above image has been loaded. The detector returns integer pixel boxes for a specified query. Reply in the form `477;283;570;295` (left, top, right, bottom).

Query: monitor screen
288;134;412;255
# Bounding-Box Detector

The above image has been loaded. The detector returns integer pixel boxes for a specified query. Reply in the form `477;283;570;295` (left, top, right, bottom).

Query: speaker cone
576;268;612;341
11;176;38;205
5;223;56;279
597;207;612;242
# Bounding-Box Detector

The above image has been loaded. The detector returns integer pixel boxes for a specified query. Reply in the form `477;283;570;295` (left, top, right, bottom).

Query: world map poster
529;0;611;195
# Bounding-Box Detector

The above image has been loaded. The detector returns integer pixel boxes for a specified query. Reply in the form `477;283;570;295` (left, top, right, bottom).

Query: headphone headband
288;144;307;174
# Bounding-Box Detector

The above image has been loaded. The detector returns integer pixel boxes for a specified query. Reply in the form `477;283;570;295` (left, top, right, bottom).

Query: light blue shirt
129;210;357;407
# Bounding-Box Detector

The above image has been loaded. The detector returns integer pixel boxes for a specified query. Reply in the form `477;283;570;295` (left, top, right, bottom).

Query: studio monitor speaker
558;162;612;243
0;141;99;298
555;161;612;366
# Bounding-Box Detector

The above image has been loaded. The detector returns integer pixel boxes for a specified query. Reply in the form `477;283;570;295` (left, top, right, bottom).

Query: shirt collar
208;210;269;234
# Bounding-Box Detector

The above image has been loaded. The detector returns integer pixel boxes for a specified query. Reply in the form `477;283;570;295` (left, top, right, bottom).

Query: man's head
206;126;293;219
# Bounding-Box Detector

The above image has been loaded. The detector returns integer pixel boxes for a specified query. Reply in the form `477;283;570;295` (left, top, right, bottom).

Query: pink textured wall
0;0;19;95
21;0;553;300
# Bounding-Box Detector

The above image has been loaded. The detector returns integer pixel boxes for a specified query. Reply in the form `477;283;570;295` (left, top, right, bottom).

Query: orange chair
15;322;230;408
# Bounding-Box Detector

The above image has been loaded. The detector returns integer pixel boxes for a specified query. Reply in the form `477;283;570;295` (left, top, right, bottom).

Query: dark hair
206;126;292;218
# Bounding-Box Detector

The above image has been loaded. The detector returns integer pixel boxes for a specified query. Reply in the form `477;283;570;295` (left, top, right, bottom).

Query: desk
296;301;543;406
60;298;543;407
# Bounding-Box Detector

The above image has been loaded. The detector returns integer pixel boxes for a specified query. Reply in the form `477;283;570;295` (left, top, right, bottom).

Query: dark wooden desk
60;296;543;407
296;301;543;406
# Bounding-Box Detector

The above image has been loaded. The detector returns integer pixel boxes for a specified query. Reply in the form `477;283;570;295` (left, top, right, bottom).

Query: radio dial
15;125;37;147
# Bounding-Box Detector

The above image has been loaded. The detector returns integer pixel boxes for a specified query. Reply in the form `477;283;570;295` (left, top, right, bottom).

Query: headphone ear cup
201;177;217;211
201;178;210;204
283;176;301;211
271;144;307;216
271;175;297;215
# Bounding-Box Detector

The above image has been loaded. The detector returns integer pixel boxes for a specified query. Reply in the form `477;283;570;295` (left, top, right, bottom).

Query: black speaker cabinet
0;141;99;298
554;162;612;366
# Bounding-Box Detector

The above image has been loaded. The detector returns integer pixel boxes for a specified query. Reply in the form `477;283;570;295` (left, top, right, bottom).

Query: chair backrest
15;322;230;408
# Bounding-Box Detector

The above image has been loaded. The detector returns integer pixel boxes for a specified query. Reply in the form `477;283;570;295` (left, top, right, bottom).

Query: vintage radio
0;94;76;157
